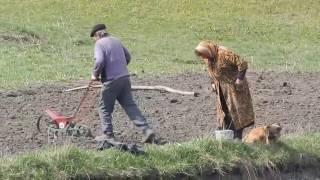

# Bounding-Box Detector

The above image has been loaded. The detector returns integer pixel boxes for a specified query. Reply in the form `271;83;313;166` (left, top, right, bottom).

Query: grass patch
0;133;319;179
0;0;320;89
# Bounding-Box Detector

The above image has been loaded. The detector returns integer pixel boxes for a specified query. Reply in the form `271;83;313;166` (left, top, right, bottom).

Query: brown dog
243;123;282;144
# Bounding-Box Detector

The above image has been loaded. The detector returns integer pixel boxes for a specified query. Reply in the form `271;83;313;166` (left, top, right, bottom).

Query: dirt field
0;72;319;155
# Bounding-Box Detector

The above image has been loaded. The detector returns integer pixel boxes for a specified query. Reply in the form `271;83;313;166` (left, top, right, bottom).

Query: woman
195;40;255;139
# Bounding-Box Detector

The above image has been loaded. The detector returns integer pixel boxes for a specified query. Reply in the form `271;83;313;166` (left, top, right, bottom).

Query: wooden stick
65;85;97;92
65;85;198;96
131;85;198;96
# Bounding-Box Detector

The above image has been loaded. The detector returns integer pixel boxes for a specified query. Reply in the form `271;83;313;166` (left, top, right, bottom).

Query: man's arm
123;46;131;65
92;43;104;80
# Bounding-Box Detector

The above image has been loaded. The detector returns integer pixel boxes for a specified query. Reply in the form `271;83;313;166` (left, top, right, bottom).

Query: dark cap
90;24;107;37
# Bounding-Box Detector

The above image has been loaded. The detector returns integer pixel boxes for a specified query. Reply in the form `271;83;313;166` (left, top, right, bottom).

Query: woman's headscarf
195;40;219;62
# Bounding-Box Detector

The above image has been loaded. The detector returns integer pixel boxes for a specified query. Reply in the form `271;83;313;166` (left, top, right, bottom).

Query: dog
243;123;282;144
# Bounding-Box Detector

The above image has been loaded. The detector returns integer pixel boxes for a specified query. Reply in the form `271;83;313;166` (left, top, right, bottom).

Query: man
90;23;155;143
195;40;255;139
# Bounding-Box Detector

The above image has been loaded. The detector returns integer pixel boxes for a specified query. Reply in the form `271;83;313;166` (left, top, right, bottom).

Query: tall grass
0;133;319;179
0;0;319;88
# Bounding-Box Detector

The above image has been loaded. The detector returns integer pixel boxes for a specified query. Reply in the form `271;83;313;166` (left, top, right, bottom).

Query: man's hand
91;74;99;81
235;78;244;91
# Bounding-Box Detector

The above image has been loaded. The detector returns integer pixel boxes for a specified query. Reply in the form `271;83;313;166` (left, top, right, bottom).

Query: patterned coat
196;41;255;130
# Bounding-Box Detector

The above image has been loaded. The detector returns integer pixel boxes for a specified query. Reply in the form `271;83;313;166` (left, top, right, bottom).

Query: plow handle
72;80;94;119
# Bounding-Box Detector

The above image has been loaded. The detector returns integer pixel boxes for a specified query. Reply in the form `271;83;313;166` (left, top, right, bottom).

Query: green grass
0;133;319;179
0;0;320;88
1;1;319;178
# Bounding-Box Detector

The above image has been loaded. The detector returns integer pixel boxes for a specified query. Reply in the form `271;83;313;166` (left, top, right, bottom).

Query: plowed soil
0;72;319;155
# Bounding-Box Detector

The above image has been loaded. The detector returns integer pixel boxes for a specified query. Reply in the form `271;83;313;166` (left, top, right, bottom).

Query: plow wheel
67;123;93;138
37;115;93;144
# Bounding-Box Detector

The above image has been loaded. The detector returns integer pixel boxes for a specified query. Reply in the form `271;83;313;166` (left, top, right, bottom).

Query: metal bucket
214;130;234;140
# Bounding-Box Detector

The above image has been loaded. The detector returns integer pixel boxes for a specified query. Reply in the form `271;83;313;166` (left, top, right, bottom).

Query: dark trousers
219;88;244;139
99;76;149;135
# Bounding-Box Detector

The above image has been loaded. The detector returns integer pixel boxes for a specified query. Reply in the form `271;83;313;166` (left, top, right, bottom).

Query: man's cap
90;24;107;37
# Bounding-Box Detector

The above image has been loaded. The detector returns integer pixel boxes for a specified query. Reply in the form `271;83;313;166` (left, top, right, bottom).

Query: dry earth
0;72;319;155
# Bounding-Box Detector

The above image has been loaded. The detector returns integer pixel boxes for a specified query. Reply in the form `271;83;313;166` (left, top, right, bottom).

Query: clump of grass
0;133;319;179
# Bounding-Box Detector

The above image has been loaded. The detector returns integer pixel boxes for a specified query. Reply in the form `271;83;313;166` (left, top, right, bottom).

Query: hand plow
37;81;94;142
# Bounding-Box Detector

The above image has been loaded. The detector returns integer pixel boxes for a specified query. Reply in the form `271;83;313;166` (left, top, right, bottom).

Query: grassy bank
1;0;320;88
0;133;319;179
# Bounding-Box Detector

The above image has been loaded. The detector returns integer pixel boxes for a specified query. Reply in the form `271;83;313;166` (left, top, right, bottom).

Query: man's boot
142;128;156;143
94;133;115;142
